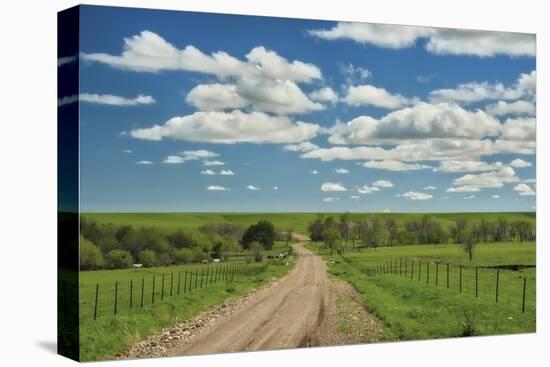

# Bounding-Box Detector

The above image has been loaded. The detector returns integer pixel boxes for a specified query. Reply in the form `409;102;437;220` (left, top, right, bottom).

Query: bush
138;249;157;267
241;220;276;250
173;248;194;264
249;242;264;263
80;236;103;270
105;249;133;269
167;230;195;249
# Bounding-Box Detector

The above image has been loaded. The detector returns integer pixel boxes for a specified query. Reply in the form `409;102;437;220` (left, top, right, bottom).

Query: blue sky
60;5;536;212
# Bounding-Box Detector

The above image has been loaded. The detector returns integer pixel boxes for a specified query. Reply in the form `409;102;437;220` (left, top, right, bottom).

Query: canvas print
57;5;536;362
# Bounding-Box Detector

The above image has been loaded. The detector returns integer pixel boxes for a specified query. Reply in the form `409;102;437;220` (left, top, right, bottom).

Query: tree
450;219;468;244
167;230;195;249
138;249;157;267
105;249;133;269
241;220;276;250
462;228;478;261
173;248;194;264
494;217;510;242
339;212;353;244
385;219;398;246
308;214;325;242
80;236;103;270
364;215;387;249
325;228;341;254
249;242;264;262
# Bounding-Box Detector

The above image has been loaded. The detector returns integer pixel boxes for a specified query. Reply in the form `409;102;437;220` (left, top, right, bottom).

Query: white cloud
424;186;437;190
136;160;153;165
283;141;320;152
510;158;532;168
340;63;372;84
201;169;216;175
429;71;536;104
523;178;536;184
322;197;340;202
501;117;536;141
308;87;338;103
486;100;535;117
350;195;360;200
186;84;248;111
163;155;186;164
364;160;431;171
130;110;321;144
247;185;261;191
309;23;433;49
372;180;393;188
83;31;322;82
58;54;77;67
514;183;535;196
492;195;500;199
357;185;380;194
182;150;219;160
328;102;501;144
321;182;347;192
464;195;476;200
273;186;278;190
335;168;349;174
207;185;229;191
435;160;502;173
123;149;132;153
59;93;155;106
219;170;235;175
203;160;225;166
402;191;433;200
344;85;410;109
310;169;319;175
309;23;535;57
449;167;519;192
446;186;481;193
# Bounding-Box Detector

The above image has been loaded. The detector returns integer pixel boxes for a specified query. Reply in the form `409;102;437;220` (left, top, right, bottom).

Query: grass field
78;253;295;361
309;241;536;340
82;211;536;235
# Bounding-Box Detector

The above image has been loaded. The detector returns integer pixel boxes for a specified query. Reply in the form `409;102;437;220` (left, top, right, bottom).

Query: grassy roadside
308;242;535;341
79;256;296;361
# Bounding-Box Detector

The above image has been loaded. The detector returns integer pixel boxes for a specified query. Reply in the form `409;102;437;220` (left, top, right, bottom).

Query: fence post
161;274;165;301
184;271;188;293
418;260;421;281
130;279;133;309
140;277;144;308
426;262;430;284
405;259;408;278
395;259;398;275
411;260;414;280
475;268;479;298
459;266;463;293
93;283;99;320
495;269;500;303
446;263;450;288
206;266;210;286
177;272;181;295
435;262;439;286
200;268;204;289
522;277;527;313
170;272;174;297
114;281;118;315
152;275;156;304
194;269;198;289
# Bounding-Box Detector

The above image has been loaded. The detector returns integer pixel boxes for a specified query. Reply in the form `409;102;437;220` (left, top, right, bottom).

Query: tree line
308;213;535;254
80;218;287;271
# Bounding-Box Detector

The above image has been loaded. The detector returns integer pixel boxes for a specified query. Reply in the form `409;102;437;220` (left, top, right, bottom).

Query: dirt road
120;234;387;359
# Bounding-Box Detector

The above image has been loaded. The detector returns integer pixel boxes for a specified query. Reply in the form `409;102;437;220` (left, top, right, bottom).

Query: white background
0;0;546;365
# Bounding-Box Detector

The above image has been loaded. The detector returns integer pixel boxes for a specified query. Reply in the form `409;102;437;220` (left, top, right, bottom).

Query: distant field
308;241;536;340
82;212;536;235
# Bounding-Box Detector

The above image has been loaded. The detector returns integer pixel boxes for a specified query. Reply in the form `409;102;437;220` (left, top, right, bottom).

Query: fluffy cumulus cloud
372;180;393;188
510;158;532;168
219;169;235;176
513;183;535;196
308;87;339;103
203;160;225;166
247;185;261;191
83;31;322;82
328;102;501;145
130;110;321;144
201;169;216;175
206;185;229;191
363;160;430;171
344;85;411;109
322;197;340;202
335;168;349;174
283;141;320;152
185;84;248;111
162;150;219;164
321;182;347;192
136;160;153;165
424;186;437;190
59;93;155;106
501;117;536;141
402;191;433;200
163;155;186;164
435;160;502;173
486;100;535;117
309;23;535;57
429;71;536;104
447;166;519;192
357;185;380;194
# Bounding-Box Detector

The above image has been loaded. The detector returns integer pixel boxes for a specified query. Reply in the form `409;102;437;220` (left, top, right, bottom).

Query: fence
359;258;535;314
78;263;261;321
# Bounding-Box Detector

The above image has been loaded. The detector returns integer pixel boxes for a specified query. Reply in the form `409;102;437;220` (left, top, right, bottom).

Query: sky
59;5;536;212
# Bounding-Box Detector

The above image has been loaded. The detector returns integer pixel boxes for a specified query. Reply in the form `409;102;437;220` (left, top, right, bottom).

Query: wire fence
73;263;264;321
357;258;535;314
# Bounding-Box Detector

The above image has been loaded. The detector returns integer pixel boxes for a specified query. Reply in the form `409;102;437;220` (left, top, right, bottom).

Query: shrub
249;242;264;262
80;236;103;270
173;248;194;264
138;249;157;267
241;220;276;250
105;249;133;269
